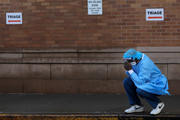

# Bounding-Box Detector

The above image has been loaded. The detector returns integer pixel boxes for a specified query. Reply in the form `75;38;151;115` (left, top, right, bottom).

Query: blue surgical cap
123;49;142;60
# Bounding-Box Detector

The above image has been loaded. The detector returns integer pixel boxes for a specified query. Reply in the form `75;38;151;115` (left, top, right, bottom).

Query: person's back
131;53;169;95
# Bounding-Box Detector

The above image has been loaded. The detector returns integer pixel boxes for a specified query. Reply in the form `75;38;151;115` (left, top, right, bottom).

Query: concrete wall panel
24;80;44;93
43;80;124;94
51;64;107;80
78;53;123;63
23;53;78;63
0;79;23;93
0;47;179;94
108;64;126;80
0;64;50;80
146;53;180;64
78;80;124;94
0;53;22;63
156;64;168;77
168;80;180;95
44;80;79;93
168;64;180;81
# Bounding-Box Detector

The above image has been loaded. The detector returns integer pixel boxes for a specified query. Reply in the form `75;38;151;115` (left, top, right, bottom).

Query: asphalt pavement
0;94;178;115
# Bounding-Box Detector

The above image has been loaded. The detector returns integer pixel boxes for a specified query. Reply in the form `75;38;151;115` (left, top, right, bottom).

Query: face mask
131;62;136;66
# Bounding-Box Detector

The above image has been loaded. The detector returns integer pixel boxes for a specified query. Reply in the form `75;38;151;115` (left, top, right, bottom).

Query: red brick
0;0;179;48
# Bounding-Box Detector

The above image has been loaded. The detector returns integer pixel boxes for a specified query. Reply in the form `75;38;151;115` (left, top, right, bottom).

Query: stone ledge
0;52;179;64
0;47;180;53
0;47;180;64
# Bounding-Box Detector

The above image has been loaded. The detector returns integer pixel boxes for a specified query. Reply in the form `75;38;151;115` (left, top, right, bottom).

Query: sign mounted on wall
6;13;23;24
88;0;103;15
146;8;164;21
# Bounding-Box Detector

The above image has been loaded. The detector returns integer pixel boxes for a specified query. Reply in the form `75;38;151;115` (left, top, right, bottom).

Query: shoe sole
125;108;144;114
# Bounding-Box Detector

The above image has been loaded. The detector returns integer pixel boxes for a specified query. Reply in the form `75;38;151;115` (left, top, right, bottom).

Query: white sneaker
124;105;144;113
150;102;165;115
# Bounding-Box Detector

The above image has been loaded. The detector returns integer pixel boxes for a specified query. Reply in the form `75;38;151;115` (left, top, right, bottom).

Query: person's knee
123;78;128;86
136;88;144;97
123;77;131;88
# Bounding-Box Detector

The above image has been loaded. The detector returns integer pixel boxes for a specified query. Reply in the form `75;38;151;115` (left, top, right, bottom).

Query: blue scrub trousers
123;77;161;108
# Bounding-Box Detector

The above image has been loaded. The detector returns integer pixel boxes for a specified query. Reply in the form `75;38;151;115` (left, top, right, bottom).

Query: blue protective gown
126;54;170;95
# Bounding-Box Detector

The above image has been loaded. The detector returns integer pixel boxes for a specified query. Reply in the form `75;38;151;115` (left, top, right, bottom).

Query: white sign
6;13;22;24
146;8;164;21
88;0;103;15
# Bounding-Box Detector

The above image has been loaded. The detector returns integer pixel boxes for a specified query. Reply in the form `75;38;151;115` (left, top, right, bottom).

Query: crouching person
123;49;170;115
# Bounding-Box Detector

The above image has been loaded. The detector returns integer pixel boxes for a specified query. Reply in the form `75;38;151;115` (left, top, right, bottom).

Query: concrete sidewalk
0;94;178;115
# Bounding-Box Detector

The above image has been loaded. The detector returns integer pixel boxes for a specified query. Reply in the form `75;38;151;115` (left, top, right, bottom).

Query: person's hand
124;61;132;71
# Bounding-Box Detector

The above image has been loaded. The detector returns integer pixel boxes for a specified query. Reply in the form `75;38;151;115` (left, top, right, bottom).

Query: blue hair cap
123;49;142;60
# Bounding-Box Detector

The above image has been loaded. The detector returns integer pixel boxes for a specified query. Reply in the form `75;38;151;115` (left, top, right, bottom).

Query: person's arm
128;64;151;86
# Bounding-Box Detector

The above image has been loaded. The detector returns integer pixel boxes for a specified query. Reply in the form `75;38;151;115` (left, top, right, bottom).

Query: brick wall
0;0;180;49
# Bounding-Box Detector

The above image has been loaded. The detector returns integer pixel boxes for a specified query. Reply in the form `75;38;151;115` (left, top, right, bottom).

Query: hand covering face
124;61;132;71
